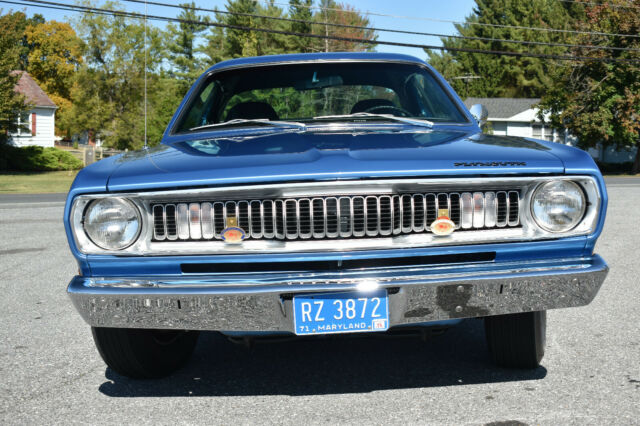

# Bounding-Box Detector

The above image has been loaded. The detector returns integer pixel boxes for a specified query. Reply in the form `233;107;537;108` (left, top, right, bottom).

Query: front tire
91;327;199;379
485;311;546;369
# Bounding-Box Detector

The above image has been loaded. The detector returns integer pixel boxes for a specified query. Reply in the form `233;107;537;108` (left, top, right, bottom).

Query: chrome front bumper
68;255;608;332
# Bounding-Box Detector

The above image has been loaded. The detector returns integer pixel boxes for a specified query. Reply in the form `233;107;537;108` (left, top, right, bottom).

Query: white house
463;97;567;142
464;97;637;164
9;71;57;148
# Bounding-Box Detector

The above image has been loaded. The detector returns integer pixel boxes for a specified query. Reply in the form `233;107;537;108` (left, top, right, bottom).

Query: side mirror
469;104;488;126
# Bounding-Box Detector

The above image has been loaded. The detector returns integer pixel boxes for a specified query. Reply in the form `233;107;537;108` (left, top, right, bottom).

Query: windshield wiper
190;118;306;132
312;112;433;128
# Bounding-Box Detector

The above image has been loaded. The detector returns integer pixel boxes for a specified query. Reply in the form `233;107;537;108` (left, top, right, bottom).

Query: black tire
91;327;199;379
485;311;546;369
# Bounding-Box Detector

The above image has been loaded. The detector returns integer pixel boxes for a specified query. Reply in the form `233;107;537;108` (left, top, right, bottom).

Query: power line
13;0;640;62
120;0;640;53
1;0;116;17
6;0;640;64
258;0;640;39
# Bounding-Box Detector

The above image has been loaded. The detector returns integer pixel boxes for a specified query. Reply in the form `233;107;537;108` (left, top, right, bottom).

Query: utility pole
324;8;329;52
451;75;481;99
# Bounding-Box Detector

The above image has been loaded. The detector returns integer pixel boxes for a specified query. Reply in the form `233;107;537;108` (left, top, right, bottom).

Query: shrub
0;145;83;171
595;161;635;175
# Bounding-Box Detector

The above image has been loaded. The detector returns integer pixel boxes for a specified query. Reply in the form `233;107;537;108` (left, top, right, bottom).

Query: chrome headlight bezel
529;180;587;233
71;196;147;254
82;197;142;250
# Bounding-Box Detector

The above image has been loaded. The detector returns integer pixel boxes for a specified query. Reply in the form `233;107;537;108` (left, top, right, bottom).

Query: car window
220;86;401;121
175;62;468;133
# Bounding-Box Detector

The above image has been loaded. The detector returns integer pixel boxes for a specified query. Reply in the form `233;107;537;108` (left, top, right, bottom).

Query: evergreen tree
427;0;585;98
166;2;209;97
288;0;314;53
203;0;377;61
221;0;262;58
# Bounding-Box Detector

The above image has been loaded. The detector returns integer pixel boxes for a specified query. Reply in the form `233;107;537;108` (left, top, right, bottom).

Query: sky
7;0;478;60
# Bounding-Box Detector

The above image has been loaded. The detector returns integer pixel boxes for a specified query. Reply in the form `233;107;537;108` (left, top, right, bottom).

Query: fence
55;143;123;166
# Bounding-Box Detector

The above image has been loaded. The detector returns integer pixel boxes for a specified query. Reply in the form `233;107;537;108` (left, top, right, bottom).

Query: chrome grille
151;191;520;242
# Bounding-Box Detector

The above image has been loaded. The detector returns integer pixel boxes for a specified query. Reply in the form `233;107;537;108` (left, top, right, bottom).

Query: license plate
293;290;389;336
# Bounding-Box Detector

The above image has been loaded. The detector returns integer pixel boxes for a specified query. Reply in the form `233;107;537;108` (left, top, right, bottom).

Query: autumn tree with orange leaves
312;0;376;53
24;20;83;136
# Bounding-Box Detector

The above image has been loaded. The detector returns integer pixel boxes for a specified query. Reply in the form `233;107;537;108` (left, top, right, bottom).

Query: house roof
464;97;540;119
12;71;57;108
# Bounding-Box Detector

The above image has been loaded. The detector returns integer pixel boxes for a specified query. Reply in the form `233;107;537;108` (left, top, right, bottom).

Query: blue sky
10;0;477;60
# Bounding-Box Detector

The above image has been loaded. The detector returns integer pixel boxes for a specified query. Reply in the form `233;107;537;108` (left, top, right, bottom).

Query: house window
16;112;31;137
532;123;554;142
532;124;543;139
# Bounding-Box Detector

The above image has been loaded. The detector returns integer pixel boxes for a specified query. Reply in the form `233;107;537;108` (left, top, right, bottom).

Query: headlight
83;198;141;250
531;181;586;233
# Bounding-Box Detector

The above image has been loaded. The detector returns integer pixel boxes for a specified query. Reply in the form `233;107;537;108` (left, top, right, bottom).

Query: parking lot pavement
0;183;638;425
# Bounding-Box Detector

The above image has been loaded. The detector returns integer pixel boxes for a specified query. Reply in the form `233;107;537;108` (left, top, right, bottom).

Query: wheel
91;327;200;379
484;311;546;369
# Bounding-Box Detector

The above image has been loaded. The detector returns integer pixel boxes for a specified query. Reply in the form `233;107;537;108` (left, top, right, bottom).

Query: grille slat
508;191;520;226
496;191;508;227
153;205;166;241
164;204;177;240
152;190;521;241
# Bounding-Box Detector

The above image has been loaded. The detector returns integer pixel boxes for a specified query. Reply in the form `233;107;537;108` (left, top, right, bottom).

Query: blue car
64;52;608;378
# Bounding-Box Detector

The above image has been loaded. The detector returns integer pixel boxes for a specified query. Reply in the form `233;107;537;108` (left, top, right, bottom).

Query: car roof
204;52;429;73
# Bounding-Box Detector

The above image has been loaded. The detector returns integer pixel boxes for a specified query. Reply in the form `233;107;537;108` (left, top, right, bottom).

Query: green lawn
0;171;78;194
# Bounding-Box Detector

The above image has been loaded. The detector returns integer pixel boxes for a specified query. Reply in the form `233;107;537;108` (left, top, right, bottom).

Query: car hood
105;129;565;192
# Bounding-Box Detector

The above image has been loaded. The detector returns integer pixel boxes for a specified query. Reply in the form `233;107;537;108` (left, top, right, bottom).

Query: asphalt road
0;182;639;425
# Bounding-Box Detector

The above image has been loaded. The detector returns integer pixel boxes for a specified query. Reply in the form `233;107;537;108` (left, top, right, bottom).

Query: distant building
464;97;637;164
463;97;568;142
9;71;57;148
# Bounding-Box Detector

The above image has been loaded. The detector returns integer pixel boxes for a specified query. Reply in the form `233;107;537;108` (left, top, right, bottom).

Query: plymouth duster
64;52;609;378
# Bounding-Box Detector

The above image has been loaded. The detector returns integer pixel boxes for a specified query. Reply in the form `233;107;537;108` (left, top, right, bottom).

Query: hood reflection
172;129;468;158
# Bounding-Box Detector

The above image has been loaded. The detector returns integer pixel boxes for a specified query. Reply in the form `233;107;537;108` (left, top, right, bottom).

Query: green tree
24;20;83;137
538;1;640;173
203;0;377;62
212;0;289;59
166;2;209;97
70;2;166;149
427;0;585;98
0;12;29;143
5;11;45;71
220;0;262;58
288;0;314;53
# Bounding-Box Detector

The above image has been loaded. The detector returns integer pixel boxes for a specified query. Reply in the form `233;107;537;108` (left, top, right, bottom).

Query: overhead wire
258;0;640;39
119;0;640;53
5;0;640;63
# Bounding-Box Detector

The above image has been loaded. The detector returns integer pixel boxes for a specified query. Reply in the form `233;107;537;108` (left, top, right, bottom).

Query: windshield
174;62;469;133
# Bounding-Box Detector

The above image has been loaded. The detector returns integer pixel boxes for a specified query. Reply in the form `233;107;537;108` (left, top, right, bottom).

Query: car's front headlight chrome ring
82;197;142;250
530;180;586;233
